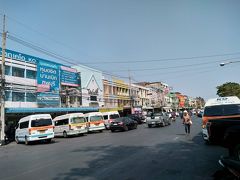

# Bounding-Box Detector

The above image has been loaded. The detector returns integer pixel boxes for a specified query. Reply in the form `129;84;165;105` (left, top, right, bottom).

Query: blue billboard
37;59;60;107
0;47;38;64
37;59;60;92
60;66;80;87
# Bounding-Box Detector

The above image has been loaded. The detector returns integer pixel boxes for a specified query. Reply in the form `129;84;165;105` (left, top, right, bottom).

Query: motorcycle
218;156;240;179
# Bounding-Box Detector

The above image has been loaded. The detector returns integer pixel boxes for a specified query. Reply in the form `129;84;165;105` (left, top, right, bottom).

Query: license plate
113;123;118;125
39;130;45;134
95;123;99;126
77;126;82;129
151;122;155;124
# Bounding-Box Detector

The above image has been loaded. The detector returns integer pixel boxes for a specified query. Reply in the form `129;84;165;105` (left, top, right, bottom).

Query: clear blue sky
0;0;240;100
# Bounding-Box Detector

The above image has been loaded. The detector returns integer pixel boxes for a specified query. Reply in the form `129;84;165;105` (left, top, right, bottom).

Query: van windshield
90;115;103;122
204;104;240;116
31;119;52;127
71;117;86;124
110;114;120;119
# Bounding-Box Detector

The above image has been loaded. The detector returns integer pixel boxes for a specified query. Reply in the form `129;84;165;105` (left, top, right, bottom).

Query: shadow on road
52;133;228;180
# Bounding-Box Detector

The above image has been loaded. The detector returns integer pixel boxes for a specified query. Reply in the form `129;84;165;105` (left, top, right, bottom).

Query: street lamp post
220;60;240;66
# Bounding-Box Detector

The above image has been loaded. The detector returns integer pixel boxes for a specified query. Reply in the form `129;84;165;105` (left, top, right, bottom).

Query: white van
102;111;120;129
85;112;105;132
15;114;54;145
53;113;88;137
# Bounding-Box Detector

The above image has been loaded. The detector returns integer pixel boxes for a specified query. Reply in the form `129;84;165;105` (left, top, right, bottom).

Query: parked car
146;112;170;128
127;114;143;124
109;117;138;132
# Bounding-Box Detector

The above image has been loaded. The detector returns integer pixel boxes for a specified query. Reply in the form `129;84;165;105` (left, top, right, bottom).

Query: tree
216;82;240;98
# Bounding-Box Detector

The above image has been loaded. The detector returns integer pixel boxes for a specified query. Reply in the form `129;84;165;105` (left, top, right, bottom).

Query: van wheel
25;137;29;145
15;137;20;144
46;139;52;144
233;144;240;160
63;131;68;138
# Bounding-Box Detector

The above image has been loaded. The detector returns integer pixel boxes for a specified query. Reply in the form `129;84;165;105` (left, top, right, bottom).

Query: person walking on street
182;110;192;135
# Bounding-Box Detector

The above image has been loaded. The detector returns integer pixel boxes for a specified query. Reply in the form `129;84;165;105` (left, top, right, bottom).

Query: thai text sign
60;66;80;87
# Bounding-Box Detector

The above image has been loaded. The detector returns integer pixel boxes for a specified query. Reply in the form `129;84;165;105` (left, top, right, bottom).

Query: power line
82;52;240;64
114;60;223;72
6;33;129;80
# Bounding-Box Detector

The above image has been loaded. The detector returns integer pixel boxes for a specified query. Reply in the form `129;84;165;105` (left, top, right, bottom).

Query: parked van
15;114;54;145
102;111;120;129
202;96;240;142
53;113;88;137
85;112;105;132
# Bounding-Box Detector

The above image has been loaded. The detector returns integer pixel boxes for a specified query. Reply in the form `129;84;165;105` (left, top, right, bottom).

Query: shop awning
6;107;99;114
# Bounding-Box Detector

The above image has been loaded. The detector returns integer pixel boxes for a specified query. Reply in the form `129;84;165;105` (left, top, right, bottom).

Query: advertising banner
60;66;80;87
37;93;60;107
37;59;60;106
0;47;38;64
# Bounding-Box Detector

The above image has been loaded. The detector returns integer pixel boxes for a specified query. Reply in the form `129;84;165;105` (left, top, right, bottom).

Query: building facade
103;77;131;108
0;48;81;108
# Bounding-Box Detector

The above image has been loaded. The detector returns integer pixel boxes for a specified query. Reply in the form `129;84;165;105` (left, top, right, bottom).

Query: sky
0;0;240;100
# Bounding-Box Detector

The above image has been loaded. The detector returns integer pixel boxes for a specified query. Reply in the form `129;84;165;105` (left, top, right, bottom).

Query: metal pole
1;15;6;145
128;70;132;108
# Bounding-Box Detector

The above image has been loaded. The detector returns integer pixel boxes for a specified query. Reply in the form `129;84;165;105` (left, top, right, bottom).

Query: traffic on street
0;115;228;180
1;1;240;180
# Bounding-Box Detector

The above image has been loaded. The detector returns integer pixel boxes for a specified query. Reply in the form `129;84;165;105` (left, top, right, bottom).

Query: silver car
146;112;170;128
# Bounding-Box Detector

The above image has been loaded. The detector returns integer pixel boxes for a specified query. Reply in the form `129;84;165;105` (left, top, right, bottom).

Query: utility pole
0;15;6;145
128;70;132;108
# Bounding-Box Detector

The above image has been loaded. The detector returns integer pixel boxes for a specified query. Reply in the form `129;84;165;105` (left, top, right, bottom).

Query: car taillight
28;129;32;135
69;125;73;130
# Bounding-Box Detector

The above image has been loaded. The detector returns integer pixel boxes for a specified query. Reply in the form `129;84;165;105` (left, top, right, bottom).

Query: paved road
0;116;227;180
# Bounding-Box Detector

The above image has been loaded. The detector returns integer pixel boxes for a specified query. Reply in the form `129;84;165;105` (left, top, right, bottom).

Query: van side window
20;121;29;129
62;119;69;125
55;121;61;126
55;119;69;126
103;115;108;120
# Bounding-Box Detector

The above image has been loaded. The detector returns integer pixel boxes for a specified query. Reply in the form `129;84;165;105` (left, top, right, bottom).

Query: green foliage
216;82;240;98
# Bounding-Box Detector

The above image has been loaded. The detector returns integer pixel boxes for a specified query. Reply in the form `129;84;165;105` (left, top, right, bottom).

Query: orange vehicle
202;96;240;143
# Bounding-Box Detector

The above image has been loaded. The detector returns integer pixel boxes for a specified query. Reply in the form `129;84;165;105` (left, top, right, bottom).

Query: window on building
5;66;11;75
12;67;25;78
12;92;25;102
70;96;75;104
90;96;97;101
5;91;12;101
26;93;36;102
26;70;36;79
